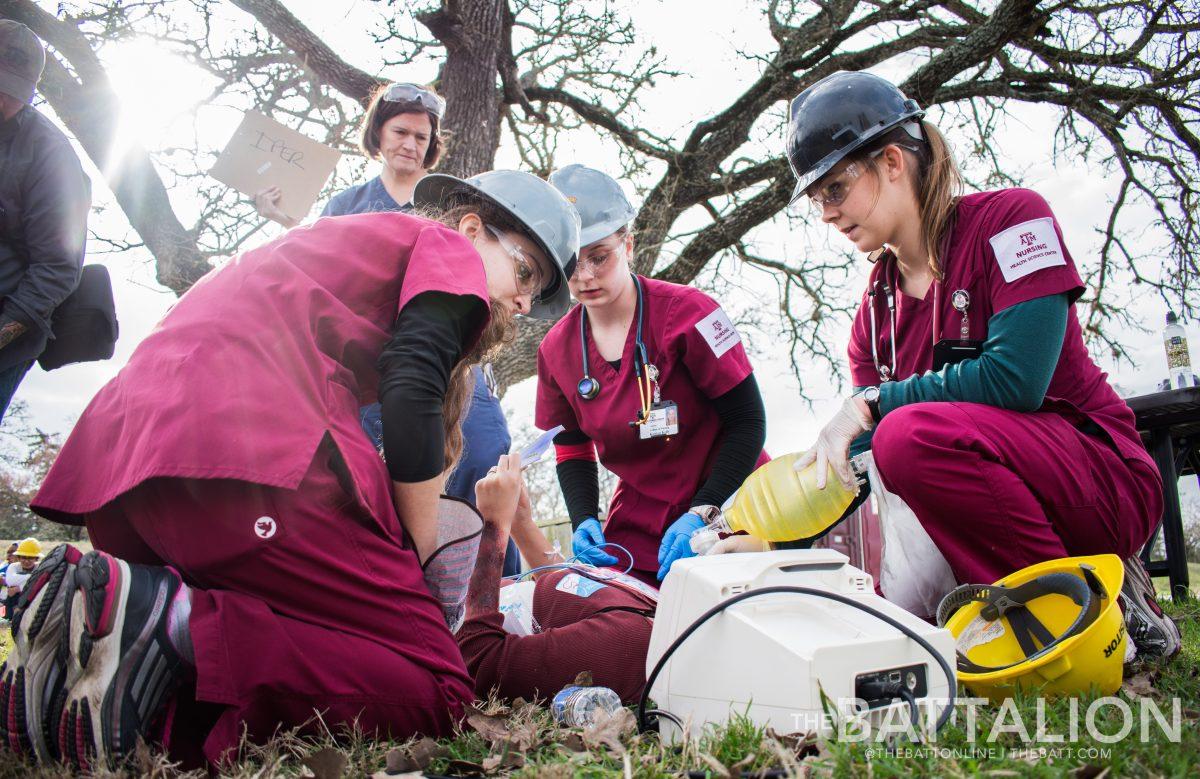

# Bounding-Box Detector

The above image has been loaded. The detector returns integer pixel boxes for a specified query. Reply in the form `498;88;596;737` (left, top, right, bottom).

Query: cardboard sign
210;111;342;220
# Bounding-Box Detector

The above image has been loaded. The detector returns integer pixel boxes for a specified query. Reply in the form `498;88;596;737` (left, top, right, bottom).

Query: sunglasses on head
383;83;446;119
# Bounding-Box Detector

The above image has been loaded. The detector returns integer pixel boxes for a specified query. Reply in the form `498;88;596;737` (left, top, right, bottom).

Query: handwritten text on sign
209;110;341;220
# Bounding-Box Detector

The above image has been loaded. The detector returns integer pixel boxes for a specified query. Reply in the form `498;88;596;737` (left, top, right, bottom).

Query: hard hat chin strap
937;565;1106;674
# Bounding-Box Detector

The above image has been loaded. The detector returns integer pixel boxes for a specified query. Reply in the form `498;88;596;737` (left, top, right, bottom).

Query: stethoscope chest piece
577;375;601;400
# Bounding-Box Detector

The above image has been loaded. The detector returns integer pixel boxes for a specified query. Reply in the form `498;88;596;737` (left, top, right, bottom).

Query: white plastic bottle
551;685;622;727
1164;311;1194;390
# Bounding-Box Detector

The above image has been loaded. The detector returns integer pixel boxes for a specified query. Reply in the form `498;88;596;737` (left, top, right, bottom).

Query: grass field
0;576;1196;776
1154;563;1200;598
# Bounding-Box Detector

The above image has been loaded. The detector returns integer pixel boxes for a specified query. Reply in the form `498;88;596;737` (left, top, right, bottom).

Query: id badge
639;401;679;440
932;339;984;371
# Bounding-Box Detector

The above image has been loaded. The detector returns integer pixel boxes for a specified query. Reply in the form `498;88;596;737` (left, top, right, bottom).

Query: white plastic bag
422;497;484;632
862;451;957;617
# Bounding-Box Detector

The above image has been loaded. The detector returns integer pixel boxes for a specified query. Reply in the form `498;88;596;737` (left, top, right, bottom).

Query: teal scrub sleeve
878;293;1068;416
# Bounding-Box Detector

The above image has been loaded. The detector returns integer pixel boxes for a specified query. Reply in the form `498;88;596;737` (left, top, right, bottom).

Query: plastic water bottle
551;685;622;727
692;453;862;551
1164;312;1194;390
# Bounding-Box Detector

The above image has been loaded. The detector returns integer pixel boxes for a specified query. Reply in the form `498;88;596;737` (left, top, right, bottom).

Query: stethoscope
868;251;970;383
577;273;656;426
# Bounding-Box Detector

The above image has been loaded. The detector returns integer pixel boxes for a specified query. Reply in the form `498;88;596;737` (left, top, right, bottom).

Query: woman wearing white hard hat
537;164;768;585
13;171;579;769
256;82;523;579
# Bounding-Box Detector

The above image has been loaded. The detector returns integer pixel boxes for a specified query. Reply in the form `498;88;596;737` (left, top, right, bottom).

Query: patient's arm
509;484;566;575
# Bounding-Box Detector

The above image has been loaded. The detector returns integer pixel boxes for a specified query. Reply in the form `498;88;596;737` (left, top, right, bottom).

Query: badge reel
932;288;984;371
638;364;679;441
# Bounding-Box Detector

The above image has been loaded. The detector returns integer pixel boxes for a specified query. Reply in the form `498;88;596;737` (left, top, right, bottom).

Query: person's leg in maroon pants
84;442;475;766
870;402;1161;585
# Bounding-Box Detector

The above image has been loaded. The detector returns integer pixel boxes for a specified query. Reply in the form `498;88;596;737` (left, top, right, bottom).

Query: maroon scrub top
847;187;1150;467
33;212;490;534
536;276;768;577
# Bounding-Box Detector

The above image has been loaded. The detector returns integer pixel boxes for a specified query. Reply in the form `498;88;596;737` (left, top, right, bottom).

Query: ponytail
858;120;964;277
914;121;964;279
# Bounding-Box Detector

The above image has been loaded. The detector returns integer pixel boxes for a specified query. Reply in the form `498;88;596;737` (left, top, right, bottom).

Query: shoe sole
59;551;182;771
0;544;81;762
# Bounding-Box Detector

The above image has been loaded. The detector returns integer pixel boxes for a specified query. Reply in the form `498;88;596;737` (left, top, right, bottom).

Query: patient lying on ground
456;453;658;703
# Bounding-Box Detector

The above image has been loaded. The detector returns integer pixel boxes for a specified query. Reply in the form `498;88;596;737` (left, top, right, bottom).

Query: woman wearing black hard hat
787;70;1177;661
11;171;579;769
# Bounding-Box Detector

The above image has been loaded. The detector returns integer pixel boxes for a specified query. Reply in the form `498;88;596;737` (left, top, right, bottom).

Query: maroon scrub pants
83;442;475;766
871;402;1161;585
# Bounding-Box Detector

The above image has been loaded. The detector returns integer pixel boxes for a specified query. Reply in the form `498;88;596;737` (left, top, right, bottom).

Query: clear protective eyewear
485;224;544;298
571;242;622;280
806;148;885;211
383;82;446;118
807;141;925;211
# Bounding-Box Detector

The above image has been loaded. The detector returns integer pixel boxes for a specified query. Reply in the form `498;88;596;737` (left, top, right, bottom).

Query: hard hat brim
787;111;926;207
580;216;635;249
414;173;573;321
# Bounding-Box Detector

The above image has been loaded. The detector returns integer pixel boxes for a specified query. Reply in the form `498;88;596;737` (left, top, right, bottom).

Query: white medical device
645;549;956;740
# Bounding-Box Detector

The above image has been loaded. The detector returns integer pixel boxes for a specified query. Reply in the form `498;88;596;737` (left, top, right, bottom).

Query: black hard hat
785;71;925;203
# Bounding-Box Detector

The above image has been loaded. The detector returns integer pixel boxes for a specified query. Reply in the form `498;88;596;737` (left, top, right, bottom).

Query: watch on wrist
690;504;721;525
859;385;882;425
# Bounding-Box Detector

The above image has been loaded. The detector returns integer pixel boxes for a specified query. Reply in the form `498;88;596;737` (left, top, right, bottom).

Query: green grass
1154;563;1200;598
0;602;1197;777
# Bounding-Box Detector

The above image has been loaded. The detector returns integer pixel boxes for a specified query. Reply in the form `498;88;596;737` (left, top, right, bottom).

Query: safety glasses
806;148;886;211
570;242;623;280
807;143;926;211
383;83;446;118
486;224;545;298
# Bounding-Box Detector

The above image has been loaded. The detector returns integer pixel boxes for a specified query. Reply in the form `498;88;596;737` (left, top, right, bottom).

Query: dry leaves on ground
482;747;526;773
465;705;513;744
1122;670;1158;698
301;747;348;779
381;736;448;774
582;706;638;755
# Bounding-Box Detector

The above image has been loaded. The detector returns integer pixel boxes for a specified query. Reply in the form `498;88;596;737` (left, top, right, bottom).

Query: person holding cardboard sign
255;82;444;226
15;171;579;769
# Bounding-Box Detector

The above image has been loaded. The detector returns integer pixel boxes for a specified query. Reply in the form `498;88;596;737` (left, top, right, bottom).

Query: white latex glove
794;395;873;491
707;534;771;555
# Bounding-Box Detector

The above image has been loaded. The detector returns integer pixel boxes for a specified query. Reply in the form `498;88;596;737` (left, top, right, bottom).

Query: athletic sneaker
57;550;186;771
0;544;82;762
1120;556;1182;662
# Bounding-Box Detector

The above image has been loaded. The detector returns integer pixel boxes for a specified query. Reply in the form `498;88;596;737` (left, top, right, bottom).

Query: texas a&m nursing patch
988;217;1067;283
695;306;742;358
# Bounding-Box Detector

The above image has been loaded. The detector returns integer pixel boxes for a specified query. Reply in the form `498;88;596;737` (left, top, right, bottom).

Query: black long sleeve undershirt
690;373;766;508
554;429;600;530
377;292;486;483
553;373;766;527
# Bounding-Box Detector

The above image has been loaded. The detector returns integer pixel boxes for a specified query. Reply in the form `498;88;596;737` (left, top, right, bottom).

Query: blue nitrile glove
572;518;619;567
657;512;706;581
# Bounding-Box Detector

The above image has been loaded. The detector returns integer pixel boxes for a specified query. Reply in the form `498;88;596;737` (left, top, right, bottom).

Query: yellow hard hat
937;554;1126;702
15;538;41;558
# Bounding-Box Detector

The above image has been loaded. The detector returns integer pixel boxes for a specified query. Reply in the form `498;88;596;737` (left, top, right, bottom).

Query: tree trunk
1;0;211;294
419;1;505;177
